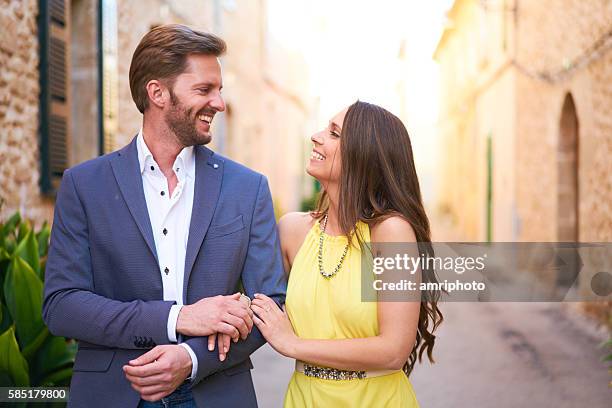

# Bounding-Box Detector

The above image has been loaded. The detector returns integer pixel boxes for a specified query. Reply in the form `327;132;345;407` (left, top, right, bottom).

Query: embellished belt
295;361;397;381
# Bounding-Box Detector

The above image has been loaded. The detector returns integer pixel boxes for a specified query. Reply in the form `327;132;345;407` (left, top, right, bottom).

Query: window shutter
39;0;71;194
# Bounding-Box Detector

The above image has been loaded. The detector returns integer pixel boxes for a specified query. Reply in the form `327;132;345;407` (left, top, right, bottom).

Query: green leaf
0;371;12;386
0;299;12;334
0;256;8;311
40;366;73;386
2;212;21;238
14;230;40;276
40;258;47;280
17;219;31;244
31;337;76;382
600;339;612;348
0;326;30;386
3;257;45;350
21;326;49;361
4;235;16;255
0;247;9;262
36;221;51;258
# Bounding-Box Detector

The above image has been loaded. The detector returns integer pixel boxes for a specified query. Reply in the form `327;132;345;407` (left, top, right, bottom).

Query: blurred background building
434;0;612;243
0;0;314;223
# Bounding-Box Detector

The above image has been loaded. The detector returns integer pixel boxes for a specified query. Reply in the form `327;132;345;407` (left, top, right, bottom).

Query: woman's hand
208;333;234;361
251;294;298;358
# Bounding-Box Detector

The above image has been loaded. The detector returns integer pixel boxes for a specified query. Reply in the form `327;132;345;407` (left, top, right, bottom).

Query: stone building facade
434;0;612;243
434;0;611;317
0;0;53;223
0;0;314;226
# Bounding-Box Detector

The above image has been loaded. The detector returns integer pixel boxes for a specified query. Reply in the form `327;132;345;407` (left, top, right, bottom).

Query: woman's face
306;107;348;184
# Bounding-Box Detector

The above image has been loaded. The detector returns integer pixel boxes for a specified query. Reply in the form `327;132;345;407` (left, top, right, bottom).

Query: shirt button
160;191;165;196
164;267;169;275
163;228;168;235
150;166;155;171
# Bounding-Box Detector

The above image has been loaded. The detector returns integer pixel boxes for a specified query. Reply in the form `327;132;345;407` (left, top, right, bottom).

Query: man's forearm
43;288;175;349
184;326;266;384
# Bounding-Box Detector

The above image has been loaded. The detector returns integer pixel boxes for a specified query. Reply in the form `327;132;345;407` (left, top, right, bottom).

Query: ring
239;294;251;307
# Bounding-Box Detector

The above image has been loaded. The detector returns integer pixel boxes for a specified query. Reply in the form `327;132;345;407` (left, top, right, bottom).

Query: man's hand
176;293;253;339
123;345;192;402
206;295;253;361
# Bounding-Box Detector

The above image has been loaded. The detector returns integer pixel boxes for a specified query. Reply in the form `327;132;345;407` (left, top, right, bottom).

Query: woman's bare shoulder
278;212;316;236
370;214;416;243
278;212;316;255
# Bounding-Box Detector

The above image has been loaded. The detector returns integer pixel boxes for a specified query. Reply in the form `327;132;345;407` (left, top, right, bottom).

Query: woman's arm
277;212;314;275
252;216;421;371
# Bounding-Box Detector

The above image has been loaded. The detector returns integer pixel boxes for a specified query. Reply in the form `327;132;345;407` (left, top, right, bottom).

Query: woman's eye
330;131;340;138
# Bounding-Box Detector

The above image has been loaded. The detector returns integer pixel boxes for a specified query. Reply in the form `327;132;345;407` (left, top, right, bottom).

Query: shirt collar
136;129;196;179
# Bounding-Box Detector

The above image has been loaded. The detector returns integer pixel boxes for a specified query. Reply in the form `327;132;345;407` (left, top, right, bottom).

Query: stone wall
435;0;612;242
0;0;54;225
514;0;612;241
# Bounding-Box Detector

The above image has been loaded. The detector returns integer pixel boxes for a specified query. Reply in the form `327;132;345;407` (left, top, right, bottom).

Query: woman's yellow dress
284;220;420;407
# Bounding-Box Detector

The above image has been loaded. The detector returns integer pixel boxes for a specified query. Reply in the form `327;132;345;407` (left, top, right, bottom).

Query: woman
252;101;442;407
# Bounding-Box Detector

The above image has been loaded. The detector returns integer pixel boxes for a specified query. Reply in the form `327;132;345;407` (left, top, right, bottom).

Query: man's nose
210;93;226;112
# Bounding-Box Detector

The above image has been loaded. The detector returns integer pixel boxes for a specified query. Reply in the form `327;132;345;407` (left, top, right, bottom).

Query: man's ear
145;79;166;109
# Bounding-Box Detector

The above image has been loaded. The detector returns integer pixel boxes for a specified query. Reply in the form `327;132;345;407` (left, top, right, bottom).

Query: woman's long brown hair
313;101;443;376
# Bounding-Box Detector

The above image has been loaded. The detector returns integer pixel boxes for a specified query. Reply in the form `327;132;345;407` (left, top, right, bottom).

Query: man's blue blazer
43;136;287;407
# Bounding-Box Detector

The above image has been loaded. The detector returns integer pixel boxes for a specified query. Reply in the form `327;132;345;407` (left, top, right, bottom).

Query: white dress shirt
137;130;198;379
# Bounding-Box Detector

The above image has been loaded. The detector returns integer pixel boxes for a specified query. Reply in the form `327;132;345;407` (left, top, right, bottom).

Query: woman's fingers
208;333;217;351
222;333;231;353
254;293;272;301
218;333;227;361
251;304;269;322
252;297;278;313
253;314;265;328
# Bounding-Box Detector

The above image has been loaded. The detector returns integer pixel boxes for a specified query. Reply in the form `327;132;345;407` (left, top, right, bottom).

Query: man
43;24;286;407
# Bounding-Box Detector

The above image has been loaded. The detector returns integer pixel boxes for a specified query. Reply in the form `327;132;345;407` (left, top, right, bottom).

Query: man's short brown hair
129;24;226;113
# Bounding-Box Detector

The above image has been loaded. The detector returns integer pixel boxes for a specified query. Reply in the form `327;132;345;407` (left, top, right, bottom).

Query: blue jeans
138;382;196;408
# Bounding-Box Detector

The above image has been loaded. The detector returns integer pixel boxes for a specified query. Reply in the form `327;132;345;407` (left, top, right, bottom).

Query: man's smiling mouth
198;113;213;124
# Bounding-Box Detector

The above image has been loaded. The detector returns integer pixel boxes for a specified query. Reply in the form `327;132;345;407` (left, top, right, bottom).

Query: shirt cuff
167;305;182;343
179;343;198;380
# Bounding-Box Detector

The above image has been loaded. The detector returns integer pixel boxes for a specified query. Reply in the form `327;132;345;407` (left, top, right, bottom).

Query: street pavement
251;302;611;407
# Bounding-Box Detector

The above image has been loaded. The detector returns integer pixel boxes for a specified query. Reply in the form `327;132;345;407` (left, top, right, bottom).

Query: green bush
0;212;76;394
602;339;612;387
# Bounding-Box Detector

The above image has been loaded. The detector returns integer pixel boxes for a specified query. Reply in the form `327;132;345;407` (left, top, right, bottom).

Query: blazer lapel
184;146;223;296
110;137;158;264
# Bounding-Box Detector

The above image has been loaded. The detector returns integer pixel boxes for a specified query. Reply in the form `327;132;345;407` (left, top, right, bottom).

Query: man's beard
165;90;212;147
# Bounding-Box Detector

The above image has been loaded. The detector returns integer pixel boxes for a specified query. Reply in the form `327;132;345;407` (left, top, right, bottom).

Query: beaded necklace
317;214;350;279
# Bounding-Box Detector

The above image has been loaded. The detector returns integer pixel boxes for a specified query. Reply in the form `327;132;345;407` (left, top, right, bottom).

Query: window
39;0;70;194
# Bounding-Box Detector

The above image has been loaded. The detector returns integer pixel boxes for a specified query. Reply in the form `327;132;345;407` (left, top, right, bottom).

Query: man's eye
197;88;210;94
